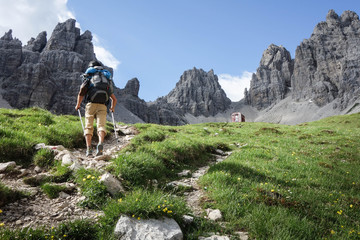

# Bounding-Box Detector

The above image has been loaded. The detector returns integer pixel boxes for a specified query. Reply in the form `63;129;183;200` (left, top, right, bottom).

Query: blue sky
0;1;359;101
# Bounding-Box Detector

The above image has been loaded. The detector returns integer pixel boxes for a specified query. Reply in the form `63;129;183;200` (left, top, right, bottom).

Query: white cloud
0;0;75;44
0;0;120;70
93;35;121;70
218;71;253;102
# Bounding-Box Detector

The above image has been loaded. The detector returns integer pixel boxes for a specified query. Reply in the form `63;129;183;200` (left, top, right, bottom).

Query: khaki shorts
84;102;107;136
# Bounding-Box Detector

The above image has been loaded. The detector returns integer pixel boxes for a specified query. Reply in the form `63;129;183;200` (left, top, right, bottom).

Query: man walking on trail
75;60;117;157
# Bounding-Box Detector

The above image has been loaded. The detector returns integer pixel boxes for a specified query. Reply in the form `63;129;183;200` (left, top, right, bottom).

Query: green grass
74;168;109;209
33;148;55;169
0;107;84;165
40;183;67;199
0;219;99;240
1;108;359;239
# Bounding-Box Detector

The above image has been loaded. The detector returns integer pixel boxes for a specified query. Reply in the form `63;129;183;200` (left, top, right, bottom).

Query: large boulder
114;215;183;240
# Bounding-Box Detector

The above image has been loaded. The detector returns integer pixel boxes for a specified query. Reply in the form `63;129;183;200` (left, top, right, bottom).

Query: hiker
75;60;117;157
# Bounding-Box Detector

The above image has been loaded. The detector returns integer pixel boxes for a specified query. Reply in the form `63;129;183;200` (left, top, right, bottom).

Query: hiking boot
96;143;103;156
86;148;93;157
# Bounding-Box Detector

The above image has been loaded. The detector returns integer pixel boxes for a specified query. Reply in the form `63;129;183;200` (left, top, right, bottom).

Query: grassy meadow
0;107;359;239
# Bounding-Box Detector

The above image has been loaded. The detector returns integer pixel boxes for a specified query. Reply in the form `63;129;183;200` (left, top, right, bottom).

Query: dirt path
0;125;136;229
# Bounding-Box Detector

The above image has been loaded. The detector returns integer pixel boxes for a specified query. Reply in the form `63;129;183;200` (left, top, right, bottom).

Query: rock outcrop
156;68;231;117
245;10;360;113
246;44;294;110
0;30;22;78
291;10;360;109
0;19;96;114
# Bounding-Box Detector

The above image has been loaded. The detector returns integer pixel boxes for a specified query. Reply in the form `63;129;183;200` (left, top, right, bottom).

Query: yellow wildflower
87;175;91;179
237;178;241;181
0;222;4;227
330;230;335;234
158;205;160;209
0;209;2;214
63;234;67;237
271;189;275;192
138;217;141;220
350;204;353;208
167;210;173;214
337;210;343;215
118;198;122;203
83;178;86;182
132;215;135;218
92;176;96;180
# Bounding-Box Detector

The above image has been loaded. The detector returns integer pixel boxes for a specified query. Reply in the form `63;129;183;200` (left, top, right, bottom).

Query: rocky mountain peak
123;78;140;96
292;10;360;109
44;18;80;51
1;29;14;41
161;67;231;117
24;31;47;52
0;30;22;78
260;44;292;70
247;44;293;110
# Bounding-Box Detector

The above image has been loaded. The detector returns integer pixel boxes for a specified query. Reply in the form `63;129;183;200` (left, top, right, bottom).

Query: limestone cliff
291;10;360;109
157;68;231;117
246;44;294;110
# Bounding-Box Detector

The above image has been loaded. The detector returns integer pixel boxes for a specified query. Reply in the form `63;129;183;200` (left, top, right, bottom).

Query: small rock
182;215;194;224
0;161;16;173
69;160;82;172
62;153;76;166
15;220;23;225
34;166;42;173
99;172;125;196
215;149;226;156
166;181;192;190
206;209;222;221
177;170;191;177
34;143;46;150
59;191;70;199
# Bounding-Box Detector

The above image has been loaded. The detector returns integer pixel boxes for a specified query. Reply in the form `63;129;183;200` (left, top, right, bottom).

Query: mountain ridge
0;10;359;125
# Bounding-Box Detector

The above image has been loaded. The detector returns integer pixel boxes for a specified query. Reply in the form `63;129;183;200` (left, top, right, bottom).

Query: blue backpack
85;66;113;104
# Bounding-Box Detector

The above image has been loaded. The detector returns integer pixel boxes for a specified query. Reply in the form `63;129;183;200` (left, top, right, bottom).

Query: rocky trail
0;125;136;229
0;125;248;239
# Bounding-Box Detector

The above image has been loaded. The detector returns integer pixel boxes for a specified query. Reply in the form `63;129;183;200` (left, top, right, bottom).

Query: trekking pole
111;111;118;140
77;109;85;133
